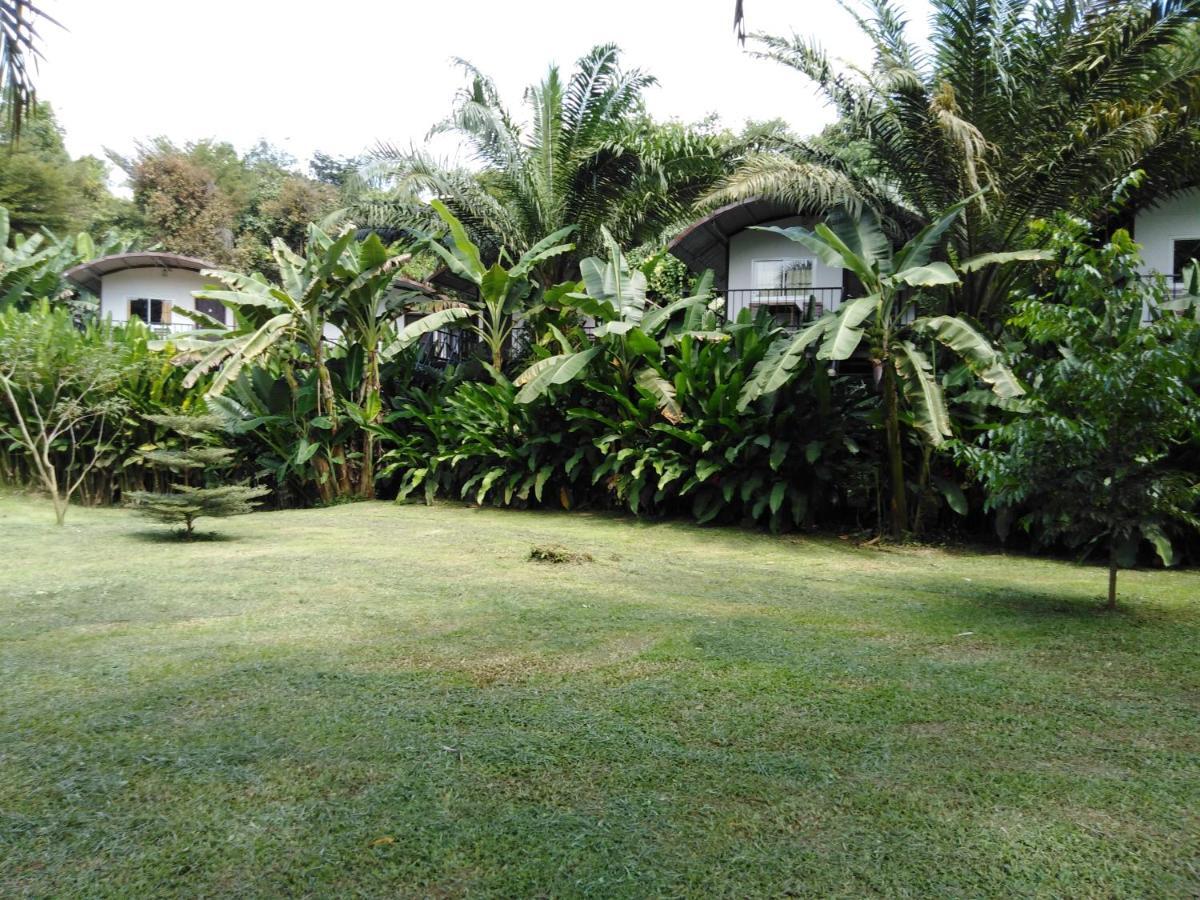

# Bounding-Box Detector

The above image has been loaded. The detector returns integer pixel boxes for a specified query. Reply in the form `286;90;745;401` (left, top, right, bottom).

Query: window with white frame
752;258;814;299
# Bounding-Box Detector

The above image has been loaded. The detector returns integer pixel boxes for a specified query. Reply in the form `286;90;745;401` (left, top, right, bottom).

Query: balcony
717;286;845;328
102;319;223;337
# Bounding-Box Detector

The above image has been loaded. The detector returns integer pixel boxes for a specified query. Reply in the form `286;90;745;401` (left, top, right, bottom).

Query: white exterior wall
727;215;845;312
98;267;211;324
1134;188;1200;276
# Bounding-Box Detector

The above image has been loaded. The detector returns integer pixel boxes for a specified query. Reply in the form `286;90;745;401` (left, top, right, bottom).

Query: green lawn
1;493;1197;898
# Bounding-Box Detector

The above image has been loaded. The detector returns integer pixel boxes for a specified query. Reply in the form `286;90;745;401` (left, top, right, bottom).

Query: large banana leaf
913;315;1025;398
172;306;227;330
892;197;971;272
634;367;683;423
202;314;292;395
380;308;474;360
737;316;830;409
958;249;1055;273
514;347;601;403
822;206;893;274
641;293;709;334
429;199;485;282
893;262;959;287
817;295;877;360
894;341;952;445
750;224;847;272
508;225;576;280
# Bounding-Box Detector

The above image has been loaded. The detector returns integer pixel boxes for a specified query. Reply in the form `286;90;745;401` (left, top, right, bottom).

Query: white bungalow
667;199;849;327
1133;187;1200;285
668;190;1200;320
65;251;224;334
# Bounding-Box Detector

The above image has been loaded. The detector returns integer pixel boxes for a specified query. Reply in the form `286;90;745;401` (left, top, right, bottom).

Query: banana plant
0;206;136;312
326;230;470;497
171;224;469;500
512;229;721;422
738;202;1050;539
424;199;575;371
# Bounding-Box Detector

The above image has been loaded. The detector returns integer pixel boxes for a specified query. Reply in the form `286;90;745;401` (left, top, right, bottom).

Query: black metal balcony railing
718;287;845;327
103;319;224;336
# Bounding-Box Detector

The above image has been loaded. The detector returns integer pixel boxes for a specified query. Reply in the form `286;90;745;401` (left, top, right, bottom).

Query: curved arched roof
64;251;217;295
667;198;799;287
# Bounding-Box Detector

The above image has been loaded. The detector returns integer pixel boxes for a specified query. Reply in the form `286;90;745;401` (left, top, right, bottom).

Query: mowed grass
1;493;1197;898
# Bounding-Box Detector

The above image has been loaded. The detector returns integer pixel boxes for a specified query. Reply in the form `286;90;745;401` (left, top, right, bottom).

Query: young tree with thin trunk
0;302;127;524
961;220;1200;609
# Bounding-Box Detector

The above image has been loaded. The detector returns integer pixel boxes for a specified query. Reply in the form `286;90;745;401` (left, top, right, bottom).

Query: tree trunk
881;360;908;540
312;455;336;505
359;350;379;500
1107;543;1119;611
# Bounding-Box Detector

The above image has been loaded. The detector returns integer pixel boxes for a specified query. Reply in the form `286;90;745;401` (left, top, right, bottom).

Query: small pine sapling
126;414;269;538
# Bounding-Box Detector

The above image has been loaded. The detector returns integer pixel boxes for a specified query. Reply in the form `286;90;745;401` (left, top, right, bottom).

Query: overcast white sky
36;0;931;181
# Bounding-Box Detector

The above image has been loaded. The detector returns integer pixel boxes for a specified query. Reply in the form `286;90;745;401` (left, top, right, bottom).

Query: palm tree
1;0;58;135
710;0;1200;323
361;44;736;284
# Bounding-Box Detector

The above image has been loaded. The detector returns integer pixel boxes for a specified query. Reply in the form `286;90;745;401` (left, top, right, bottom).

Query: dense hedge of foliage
1;208;1197;587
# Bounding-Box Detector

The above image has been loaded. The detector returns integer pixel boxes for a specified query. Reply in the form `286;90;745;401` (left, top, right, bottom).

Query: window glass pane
753;259;814;292
1172;239;1200;277
195;298;227;324
781;260;813;290
149;299;164;323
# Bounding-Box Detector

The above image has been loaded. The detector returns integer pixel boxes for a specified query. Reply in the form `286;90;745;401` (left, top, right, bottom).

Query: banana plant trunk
359;349;380;500
313;341;347;501
881;358;908;540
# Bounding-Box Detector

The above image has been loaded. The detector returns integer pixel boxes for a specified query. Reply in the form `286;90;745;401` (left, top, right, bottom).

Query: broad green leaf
479;263;510;305
1141;524;1176;567
913;315;1025;398
893;197;972;271
381;308;473;360
509;226;576;280
751;224;848;272
821;206;893;275
514;347;600;402
931;474;968;515
642;294;708;334
738;316;830;409
958;249;1055;273
894;341;952;445
769;440;789;471
893;262;959;287
818;295;877;360
430;199;485;279
635;367;682;424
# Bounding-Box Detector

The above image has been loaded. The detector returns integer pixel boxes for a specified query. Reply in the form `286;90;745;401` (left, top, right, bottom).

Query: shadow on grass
900;575;1186;627
127;529;243;544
